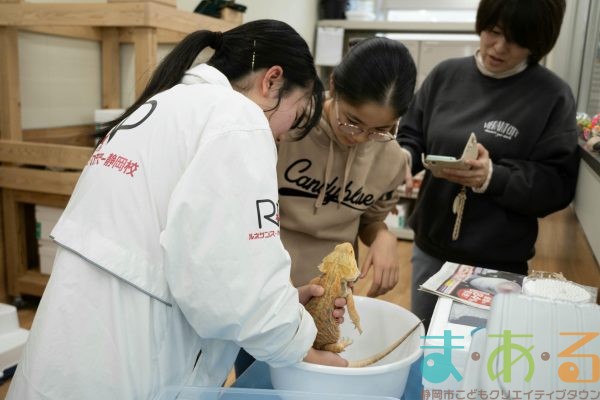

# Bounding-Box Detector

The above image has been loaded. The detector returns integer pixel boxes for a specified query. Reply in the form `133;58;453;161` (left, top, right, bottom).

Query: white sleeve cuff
400;147;412;169
472;159;493;193
259;305;317;368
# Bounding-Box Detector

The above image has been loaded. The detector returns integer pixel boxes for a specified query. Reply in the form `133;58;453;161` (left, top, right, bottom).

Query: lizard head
318;242;360;283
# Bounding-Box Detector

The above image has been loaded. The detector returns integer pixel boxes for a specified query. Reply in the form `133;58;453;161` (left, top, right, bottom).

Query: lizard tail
347;320;424;368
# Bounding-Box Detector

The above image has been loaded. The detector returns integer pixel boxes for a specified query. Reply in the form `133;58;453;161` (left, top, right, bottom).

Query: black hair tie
211;31;224;50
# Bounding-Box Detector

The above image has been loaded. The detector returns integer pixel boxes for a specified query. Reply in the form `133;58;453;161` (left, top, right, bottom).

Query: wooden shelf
0;0;239;303
0;2;236;35
17;271;49;297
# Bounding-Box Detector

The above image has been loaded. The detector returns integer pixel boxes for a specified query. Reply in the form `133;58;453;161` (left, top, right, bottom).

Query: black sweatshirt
397;57;580;274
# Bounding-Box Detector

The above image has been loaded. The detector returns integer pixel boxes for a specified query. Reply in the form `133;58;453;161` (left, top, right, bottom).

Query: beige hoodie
277;113;408;286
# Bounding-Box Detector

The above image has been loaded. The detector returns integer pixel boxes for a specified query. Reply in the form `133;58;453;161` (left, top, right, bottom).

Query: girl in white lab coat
8;19;347;400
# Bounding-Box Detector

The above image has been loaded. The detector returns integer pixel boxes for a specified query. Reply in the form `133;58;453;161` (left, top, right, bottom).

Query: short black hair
475;0;566;64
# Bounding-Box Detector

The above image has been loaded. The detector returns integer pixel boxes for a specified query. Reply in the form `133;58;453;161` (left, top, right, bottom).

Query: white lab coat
7;64;317;400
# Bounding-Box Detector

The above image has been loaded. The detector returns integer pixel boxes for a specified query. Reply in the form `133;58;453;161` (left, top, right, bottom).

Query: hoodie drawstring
315;139;357;210
339;145;357;207
315;139;335;209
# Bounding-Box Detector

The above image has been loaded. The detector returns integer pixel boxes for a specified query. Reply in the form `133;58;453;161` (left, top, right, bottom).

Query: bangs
286;78;324;141
498;2;537;50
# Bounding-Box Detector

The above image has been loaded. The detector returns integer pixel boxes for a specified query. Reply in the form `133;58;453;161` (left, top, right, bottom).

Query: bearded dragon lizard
304;242;422;368
304;242;363;353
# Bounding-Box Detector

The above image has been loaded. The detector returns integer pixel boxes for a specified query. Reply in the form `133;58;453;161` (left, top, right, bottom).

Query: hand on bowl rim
303;347;348;367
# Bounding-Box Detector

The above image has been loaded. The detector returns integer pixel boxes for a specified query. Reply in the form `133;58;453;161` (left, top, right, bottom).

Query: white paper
315;27;344;66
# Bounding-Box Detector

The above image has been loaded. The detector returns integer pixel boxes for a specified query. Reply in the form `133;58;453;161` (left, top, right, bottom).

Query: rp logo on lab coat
256;199;279;229
107;100;158;143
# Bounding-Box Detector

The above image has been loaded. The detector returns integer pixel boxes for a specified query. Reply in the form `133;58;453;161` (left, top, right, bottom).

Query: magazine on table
420;262;526;310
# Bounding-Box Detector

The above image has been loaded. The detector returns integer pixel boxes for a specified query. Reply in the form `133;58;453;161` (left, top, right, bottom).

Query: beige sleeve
358;163;405;245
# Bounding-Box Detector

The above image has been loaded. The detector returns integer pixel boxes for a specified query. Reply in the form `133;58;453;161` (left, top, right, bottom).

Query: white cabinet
315;17;480;88
382;33;480;88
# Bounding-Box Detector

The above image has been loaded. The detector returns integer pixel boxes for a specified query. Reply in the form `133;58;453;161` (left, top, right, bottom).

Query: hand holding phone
422;133;478;175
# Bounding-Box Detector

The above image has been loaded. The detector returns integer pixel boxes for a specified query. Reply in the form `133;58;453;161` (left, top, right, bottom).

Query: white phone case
422;133;478;175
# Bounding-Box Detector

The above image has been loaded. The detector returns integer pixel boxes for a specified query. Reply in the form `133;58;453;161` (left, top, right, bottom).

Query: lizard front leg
345;288;362;334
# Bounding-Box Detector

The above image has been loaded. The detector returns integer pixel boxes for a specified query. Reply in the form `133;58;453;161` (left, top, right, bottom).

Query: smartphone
423;155;471;170
425;155;458;162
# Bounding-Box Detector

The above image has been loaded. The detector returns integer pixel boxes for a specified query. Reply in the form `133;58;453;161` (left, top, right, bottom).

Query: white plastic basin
270;296;424;399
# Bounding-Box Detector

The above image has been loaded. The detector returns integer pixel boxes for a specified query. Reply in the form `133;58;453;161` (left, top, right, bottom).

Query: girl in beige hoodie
277;37;417;297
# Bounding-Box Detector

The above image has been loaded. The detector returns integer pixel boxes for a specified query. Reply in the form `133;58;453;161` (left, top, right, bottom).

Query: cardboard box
34;205;64;242
39;241;58;275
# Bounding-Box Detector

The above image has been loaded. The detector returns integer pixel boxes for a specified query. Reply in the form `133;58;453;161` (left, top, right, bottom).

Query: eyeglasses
334;99;398;142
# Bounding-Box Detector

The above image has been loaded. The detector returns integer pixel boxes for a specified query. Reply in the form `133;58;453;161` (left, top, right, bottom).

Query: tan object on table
584;135;600;152
221;7;243;24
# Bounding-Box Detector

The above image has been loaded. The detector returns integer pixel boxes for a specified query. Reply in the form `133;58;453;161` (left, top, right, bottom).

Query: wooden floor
354;205;600;306
1;205;598;398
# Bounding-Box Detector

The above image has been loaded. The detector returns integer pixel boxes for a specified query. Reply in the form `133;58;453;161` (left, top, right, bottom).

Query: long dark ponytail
98;19;323;139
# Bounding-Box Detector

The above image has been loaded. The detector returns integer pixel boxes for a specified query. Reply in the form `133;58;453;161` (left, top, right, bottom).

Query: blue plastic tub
156;386;399;400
